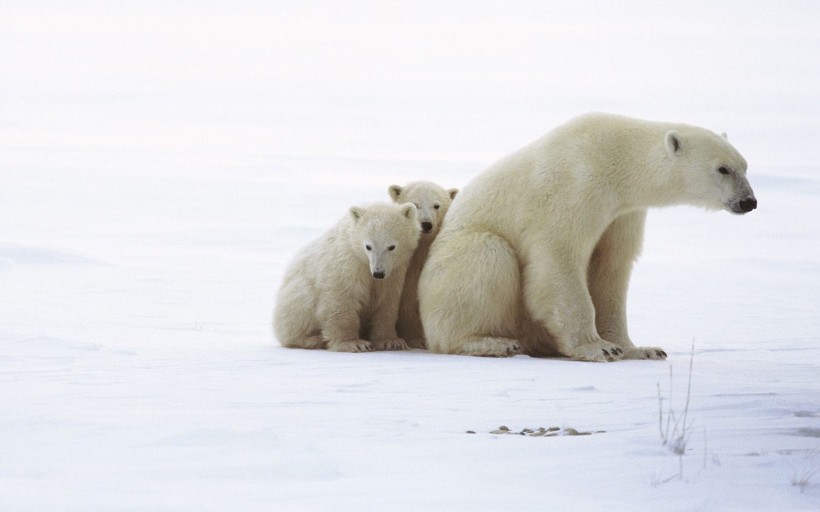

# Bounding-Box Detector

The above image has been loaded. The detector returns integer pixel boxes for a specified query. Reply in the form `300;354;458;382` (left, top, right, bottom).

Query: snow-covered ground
2;2;819;510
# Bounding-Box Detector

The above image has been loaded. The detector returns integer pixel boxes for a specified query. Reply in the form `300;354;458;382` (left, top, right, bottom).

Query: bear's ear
350;206;365;222
388;185;403;201
400;202;416;220
448;188;459;200
721;132;728;140
665;130;682;155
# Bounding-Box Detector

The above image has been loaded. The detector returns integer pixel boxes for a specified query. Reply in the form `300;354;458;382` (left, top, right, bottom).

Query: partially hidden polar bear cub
388;181;458;348
274;202;420;352
418;112;757;362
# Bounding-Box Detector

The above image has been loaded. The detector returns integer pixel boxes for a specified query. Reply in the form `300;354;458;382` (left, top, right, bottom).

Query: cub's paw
299;335;327;350
327;339;373;353
282;335;327;350
372;338;410;351
623;346;667;360
568;341;625;362
404;338;427;350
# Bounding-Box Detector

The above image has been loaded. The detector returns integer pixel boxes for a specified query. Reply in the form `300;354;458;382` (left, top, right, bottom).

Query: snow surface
2;1;819;510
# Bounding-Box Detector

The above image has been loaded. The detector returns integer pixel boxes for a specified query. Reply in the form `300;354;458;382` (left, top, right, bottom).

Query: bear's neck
605;132;687;212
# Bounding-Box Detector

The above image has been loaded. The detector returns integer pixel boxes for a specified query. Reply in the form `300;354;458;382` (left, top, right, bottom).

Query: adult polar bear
418;113;757;362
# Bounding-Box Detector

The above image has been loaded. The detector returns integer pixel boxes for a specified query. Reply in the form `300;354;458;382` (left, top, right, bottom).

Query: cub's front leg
368;271;410;351
320;298;372;353
396;286;425;348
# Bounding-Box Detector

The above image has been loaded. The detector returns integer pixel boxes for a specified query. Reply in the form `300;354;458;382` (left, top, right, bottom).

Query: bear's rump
421;229;522;350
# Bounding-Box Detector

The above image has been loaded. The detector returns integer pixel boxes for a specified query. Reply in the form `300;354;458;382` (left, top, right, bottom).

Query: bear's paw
458;337;522;357
622;346;668;360
568;341;625;362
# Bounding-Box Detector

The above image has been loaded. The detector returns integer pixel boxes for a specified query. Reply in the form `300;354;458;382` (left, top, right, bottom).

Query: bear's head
349;202;420;279
388;181;458;236
665;129;757;215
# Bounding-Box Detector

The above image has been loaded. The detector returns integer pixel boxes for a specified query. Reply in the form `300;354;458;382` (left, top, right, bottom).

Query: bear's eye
718;166;730;175
433;204;440;210
388;245;396;251
365;245;372;251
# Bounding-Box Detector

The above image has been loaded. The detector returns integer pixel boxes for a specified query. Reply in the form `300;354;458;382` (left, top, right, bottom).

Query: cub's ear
665;130;682;155
448;188;458;200
388;185;403;201
350;206;365;222
400;202;417;220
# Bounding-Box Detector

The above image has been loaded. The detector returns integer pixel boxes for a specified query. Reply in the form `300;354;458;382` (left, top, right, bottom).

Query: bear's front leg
588;211;666;361
524;250;625;362
320;300;372;353
368;271;410;351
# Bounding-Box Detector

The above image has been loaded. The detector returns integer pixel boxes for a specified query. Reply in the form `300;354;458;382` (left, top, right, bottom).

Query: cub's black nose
372;271;385;279
739;198;757;212
421;222;433;233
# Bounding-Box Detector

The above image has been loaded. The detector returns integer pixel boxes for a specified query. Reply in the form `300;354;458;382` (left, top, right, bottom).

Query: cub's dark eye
718;166;730;175
388;245;396;251
365;245;372;251
433;204;440;210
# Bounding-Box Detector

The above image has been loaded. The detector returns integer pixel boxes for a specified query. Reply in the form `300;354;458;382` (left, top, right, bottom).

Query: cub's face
666;130;757;215
350;203;419;279
388;182;458;237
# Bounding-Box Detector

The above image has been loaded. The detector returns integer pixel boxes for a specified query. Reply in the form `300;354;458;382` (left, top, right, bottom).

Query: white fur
388;181;458;348
418;113;757;362
274;202;420;352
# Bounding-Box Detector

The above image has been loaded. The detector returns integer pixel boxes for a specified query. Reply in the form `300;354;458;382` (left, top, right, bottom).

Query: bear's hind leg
457;337;522;357
419;230;523;356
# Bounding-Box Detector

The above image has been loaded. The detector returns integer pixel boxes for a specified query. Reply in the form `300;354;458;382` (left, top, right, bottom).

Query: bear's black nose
372;271;385;279
421;222;433;233
739;198;757;212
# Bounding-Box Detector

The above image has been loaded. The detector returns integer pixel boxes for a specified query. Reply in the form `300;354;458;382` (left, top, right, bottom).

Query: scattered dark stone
480;425;603;437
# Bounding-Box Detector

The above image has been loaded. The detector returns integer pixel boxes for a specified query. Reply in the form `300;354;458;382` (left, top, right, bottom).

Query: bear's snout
372;271;386;279
739;197;757;213
421;222;433;233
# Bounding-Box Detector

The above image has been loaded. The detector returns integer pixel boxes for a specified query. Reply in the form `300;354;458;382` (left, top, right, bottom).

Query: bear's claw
621;346;668;360
569;341;626;362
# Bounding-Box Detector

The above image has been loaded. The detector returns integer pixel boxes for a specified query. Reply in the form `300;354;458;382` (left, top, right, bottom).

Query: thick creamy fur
274;202;420;352
388;181;458;348
418;113;757;362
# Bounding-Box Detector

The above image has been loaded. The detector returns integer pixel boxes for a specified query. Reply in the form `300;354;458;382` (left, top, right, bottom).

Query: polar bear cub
274;202;420;352
388;181;458;348
418;113;757;362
